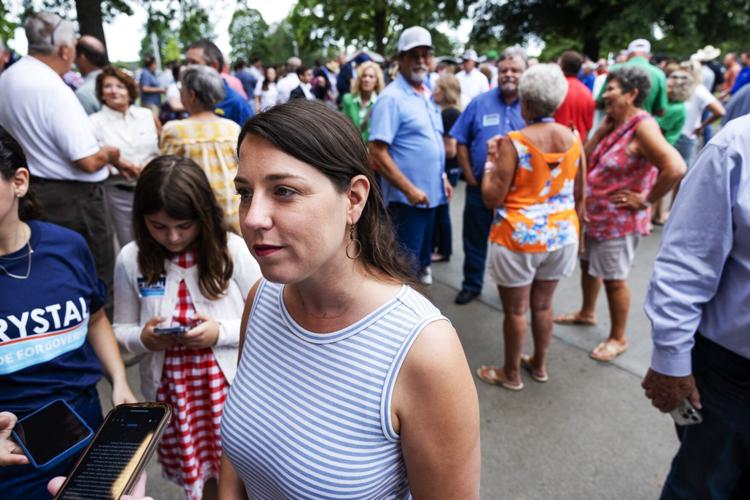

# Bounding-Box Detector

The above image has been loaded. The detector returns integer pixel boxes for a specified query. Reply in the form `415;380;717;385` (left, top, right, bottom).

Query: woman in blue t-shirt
0;127;137;498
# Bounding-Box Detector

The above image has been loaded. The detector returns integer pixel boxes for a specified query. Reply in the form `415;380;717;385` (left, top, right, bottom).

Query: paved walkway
99;181;679;499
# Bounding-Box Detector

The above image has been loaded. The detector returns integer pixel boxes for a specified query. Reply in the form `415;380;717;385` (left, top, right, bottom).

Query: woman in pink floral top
555;66;685;362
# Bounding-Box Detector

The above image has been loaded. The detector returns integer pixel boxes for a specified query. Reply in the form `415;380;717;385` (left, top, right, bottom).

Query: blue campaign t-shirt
449;88;524;180
0;221;105;414
216;79;255;126
368;74;446;209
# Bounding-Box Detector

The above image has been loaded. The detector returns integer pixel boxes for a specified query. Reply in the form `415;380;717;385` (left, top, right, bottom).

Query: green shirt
341;92;377;142
597;56;668;116
656;101;686;145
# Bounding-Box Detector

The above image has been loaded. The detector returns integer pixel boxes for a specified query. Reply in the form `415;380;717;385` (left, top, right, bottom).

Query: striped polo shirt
220;280;446;499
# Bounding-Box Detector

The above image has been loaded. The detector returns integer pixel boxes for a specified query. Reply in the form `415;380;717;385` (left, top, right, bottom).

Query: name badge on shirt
137;276;166;297
483;114;501;127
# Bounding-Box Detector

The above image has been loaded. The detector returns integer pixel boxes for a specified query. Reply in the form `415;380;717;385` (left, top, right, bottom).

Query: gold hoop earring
345;224;362;260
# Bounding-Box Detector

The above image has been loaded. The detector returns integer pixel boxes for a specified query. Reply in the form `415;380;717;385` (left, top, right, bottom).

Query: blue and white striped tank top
221;280;447;499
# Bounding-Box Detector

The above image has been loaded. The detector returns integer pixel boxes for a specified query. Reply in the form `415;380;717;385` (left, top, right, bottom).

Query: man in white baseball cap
596;38;667;116
456;48;489;106
368;26;452;285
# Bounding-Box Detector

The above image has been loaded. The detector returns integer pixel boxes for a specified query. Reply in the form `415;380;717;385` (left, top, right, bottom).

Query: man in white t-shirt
0;12;125;296
675;79;725;168
456;49;489;107
276;56;302;105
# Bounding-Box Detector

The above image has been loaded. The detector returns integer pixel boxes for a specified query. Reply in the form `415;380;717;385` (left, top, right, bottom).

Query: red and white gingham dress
156;251;229;500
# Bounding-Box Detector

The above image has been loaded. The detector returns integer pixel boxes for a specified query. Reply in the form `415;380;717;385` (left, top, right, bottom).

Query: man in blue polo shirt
369;26;451;284
186;40;254;126
450;47;526;304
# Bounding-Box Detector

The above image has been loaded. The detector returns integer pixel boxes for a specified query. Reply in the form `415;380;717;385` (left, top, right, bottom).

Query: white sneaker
420;266;433;285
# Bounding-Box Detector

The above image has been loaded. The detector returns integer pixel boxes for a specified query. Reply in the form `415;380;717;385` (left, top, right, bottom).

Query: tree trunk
373;0;386;55
582;34;599;60
75;0;108;57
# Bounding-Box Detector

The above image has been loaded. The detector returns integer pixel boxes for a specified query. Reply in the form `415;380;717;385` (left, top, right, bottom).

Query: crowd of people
1;9;749;500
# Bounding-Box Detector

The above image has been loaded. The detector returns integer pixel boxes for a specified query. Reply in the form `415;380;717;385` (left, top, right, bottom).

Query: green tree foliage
138;0;220;63
17;0;133;54
471;0;750;60
1;0;18;44
288;0;472;57
229;4;269;62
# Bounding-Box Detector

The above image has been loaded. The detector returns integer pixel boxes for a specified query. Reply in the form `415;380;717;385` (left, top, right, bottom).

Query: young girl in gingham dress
112;156;260;499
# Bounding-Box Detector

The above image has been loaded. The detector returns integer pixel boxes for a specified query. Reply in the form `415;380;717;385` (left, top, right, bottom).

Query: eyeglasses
404;48;434;62
49;18;64;48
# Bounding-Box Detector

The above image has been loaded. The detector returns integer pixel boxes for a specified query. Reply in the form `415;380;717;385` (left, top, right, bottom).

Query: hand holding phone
0;411;29;466
12;400;93;469
177;314;220;349
140;317;179;352
670;399;703;426
53;403;171;500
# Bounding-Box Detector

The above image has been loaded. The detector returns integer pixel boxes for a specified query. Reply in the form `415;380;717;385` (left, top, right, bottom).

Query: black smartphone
12;399;93;469
53;402;172;500
153;325;189;335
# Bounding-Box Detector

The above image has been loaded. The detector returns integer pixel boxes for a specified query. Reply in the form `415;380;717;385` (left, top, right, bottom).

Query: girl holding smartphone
112;156;260;499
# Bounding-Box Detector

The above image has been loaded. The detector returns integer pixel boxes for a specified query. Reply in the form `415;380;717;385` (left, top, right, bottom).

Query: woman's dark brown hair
0;126;42;221
237;99;418;287
96;65;139;105
132;155;233;300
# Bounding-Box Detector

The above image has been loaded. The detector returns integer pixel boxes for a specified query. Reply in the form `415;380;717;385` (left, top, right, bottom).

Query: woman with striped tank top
219;100;480;499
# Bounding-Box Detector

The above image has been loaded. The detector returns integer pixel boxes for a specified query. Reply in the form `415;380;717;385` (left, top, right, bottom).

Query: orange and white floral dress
488;130;581;253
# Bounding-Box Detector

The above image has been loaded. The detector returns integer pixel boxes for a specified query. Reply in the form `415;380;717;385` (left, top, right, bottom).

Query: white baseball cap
398;26;432;53
627;38;651;55
462;49;479;62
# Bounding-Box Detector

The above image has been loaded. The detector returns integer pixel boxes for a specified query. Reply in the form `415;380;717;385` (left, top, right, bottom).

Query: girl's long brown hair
132;155;233;300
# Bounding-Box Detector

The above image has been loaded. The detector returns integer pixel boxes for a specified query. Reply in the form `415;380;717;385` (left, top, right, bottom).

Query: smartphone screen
55;404;170;500
13;399;92;467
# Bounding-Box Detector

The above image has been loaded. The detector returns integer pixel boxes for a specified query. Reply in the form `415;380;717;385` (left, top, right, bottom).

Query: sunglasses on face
404;49;434;61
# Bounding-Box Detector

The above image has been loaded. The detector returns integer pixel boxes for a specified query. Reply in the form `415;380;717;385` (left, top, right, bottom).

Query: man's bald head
76;35;107;72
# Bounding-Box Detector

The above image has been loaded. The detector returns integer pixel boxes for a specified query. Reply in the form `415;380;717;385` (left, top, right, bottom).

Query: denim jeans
461;185;494;293
660;334;750;500
388;202;436;272
0;387;104;500
675;134;697;170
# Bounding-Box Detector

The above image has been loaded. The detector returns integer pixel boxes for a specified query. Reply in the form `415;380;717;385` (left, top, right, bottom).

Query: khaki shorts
583;234;640;280
487;243;578;287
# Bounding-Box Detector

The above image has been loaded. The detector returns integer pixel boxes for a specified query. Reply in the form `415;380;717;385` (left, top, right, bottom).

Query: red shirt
555;76;595;139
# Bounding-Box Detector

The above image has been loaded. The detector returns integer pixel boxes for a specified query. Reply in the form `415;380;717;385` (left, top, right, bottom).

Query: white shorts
583;234;640;280
487;243;578;288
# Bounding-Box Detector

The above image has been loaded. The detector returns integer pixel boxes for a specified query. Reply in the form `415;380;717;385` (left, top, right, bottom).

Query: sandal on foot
476;365;523;391
553;312;597;326
590;341;628;362
520;355;549;383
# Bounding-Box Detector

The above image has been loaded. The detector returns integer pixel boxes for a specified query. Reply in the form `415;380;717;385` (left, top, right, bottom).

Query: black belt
29;176;103;187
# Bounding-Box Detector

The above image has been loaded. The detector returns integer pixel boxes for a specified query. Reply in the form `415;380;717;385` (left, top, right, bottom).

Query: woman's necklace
0;224;33;280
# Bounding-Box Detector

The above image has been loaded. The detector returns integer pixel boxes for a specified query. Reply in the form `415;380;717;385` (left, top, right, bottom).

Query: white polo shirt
456;68;489;107
0;56;104;182
89;104;159;175
275;73;300;105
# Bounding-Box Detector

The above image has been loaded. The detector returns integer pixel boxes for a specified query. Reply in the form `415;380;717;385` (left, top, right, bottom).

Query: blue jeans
0;387;104;500
432;169;460;258
388;202;436;272
675;134;697;170
461;185;494;293
660;334;750;500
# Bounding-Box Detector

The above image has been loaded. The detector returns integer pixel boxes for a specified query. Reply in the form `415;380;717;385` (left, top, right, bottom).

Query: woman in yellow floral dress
161;65;241;233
